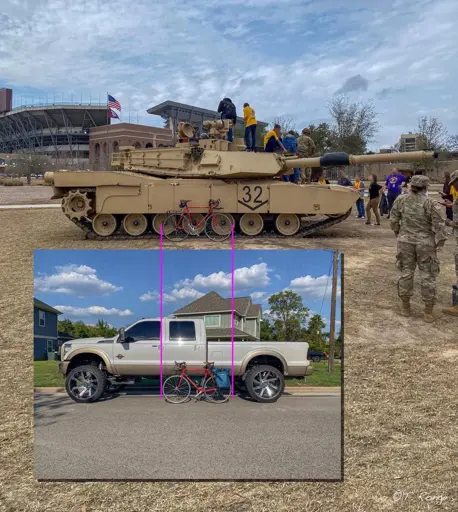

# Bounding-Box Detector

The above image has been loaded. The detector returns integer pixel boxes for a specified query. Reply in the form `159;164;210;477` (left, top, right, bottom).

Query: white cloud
2;1;457;148
177;263;270;290
140;287;204;303
289;274;341;299
55;305;133;317
250;291;266;301
34;264;122;297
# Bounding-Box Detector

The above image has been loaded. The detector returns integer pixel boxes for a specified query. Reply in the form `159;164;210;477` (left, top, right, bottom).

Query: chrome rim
251;370;281;399
68;370;99;399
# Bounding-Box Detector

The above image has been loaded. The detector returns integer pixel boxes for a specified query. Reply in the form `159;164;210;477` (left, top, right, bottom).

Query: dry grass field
1;200;457;511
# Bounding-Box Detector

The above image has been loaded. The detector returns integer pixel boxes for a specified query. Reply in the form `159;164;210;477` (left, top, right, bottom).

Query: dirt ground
1;204;457;511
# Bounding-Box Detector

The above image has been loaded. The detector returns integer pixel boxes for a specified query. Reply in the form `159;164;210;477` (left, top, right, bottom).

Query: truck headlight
62;344;72;356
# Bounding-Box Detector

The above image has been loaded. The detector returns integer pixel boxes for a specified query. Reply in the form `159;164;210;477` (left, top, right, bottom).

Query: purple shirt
385;174;406;194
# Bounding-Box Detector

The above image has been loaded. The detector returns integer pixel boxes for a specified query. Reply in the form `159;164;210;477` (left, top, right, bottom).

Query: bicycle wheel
163;213;189;242
204;213;233;242
203;376;231;403
163;375;191;403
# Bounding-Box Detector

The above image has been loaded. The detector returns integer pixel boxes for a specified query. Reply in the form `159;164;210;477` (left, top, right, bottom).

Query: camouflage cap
302;128;311;136
449;170;458;185
410;175;430;188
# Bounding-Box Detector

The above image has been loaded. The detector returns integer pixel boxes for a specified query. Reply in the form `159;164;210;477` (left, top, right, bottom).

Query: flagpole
106;92;109;169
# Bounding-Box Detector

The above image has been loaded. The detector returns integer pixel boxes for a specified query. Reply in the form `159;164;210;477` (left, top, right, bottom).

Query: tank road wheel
275;214;300;236
62;189;93;219
239;213;264;236
92;213;118;237
123;214;148;236
152;214;168;235
223;213;235;229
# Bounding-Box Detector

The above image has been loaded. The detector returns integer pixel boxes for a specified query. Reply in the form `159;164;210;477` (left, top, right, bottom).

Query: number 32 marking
239;185;268;211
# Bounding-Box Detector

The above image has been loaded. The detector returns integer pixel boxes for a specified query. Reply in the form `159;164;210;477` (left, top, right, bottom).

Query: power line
319;251;336;317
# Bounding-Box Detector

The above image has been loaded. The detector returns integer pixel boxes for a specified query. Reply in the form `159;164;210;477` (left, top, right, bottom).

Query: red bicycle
162;361;231;404
162;199;233;242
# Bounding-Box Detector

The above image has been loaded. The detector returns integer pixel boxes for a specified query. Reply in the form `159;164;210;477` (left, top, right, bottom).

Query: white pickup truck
59;318;312;404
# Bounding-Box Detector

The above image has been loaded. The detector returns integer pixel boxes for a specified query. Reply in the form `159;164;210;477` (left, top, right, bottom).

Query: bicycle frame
178;203;218;230
176;366;218;398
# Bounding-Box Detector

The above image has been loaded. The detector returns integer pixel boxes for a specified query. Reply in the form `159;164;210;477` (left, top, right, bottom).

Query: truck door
163;320;206;375
112;320;161;376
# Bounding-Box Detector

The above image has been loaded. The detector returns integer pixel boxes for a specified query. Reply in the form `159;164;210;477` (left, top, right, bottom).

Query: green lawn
34;361;341;388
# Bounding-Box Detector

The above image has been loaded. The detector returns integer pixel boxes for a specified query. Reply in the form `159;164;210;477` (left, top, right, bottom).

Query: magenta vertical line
159;223;164;397
231;224;235;396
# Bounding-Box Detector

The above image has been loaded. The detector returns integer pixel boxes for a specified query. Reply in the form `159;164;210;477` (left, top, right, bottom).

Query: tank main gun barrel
282;150;438;169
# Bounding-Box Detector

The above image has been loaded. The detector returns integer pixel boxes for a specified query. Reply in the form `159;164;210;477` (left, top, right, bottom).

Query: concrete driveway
34;393;341;481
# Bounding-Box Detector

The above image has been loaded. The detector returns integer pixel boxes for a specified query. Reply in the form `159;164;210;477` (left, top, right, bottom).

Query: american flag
107;94;121;111
108;108;119;119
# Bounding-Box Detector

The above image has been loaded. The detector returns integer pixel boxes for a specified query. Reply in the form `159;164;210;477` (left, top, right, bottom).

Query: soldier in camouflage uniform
296;128;315;184
390;175;447;323
443;169;458;316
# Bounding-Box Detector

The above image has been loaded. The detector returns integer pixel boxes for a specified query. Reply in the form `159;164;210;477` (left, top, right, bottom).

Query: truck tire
244;365;284;403
65;364;107;404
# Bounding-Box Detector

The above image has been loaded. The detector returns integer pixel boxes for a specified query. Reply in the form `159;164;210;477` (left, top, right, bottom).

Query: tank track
68;210;351;241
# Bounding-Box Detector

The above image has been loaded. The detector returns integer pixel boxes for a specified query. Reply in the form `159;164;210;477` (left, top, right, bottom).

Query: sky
33;250;341;330
1;0;457;150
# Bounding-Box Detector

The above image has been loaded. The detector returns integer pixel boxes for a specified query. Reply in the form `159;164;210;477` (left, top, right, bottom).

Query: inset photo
34;249;342;481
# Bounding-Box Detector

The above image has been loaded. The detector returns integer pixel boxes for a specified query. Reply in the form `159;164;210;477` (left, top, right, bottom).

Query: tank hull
50;170;359;238
52;171;359;215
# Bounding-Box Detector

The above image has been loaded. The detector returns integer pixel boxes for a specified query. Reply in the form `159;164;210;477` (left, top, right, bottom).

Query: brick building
89;122;173;170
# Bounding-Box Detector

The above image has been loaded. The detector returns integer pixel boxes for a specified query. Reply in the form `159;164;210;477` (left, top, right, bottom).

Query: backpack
212;368;231;389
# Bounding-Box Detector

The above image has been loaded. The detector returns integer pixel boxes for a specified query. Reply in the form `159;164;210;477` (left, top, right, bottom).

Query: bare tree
270;116;298;137
416;116;456;152
327;96;380;154
12;151;53;184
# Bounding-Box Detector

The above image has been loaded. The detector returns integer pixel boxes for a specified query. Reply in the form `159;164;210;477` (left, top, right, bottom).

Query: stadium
0;88;109;169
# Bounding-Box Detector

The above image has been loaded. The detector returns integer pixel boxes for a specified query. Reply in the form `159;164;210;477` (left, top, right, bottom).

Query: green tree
58;319;74;336
307;122;334;155
268;290;309;341
306;314;327;350
95;319;117;337
72;320;90;339
260;319;275;341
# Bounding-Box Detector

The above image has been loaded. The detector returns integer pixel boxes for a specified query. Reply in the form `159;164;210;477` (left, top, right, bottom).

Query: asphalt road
34;393;341;481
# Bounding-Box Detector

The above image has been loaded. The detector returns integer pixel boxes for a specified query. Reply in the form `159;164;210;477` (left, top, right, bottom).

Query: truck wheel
312;356;321;363
244;365;284;403
65;364;107;403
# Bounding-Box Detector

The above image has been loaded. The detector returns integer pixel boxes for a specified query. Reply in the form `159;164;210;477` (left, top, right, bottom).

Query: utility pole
328;250;339;373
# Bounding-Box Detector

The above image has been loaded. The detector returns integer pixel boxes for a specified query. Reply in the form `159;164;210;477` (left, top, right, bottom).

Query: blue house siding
33;299;61;361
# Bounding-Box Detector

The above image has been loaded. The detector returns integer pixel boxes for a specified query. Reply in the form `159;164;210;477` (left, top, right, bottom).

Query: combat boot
400;298;411;317
442;305;458;317
423;302;436;323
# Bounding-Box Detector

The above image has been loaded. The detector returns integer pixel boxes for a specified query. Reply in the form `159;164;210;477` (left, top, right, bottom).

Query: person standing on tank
296;128;316;184
217;98;237;142
243;103;257;152
282;131;300;183
389;175;447;323
384;167;406;218
442;170;458;316
264;124;287;153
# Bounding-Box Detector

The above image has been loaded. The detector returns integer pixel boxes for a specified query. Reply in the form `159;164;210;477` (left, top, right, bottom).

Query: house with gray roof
172;291;262;341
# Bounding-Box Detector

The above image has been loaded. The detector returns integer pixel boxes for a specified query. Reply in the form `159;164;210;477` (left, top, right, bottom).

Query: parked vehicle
308;349;328;362
59;318;312;404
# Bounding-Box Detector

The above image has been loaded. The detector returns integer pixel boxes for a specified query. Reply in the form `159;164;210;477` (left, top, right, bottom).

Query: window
124;321;160;342
47;340;54;353
39;310;45;327
204;315;220;327
170;321;196;341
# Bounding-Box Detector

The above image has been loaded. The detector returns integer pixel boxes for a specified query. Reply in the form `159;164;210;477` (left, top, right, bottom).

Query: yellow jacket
243;106;257;127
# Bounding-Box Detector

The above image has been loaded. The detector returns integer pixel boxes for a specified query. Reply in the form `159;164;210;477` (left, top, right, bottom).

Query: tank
45;121;437;239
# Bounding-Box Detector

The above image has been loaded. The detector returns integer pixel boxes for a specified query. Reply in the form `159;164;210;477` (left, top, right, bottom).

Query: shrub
2;179;24;186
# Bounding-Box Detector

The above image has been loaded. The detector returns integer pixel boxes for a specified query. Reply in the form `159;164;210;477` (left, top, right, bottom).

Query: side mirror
118;327;125;343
